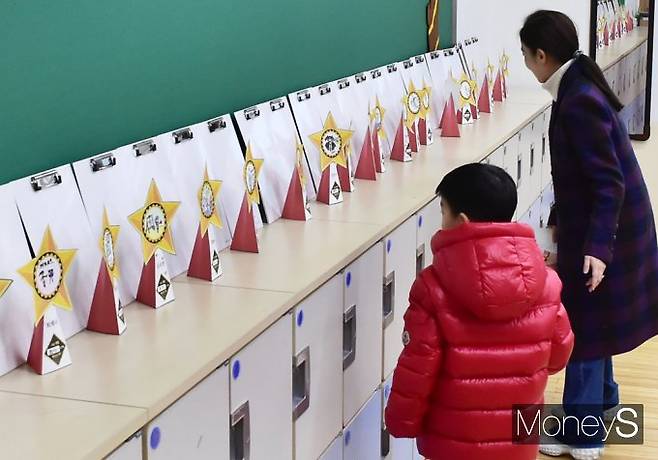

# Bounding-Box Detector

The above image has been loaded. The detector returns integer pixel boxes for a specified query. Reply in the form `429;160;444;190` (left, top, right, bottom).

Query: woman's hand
584;255;607;293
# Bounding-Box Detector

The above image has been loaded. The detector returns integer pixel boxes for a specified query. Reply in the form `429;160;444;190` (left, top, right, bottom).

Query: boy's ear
457;213;470;224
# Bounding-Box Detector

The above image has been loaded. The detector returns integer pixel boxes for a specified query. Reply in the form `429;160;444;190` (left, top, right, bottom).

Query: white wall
455;0;591;89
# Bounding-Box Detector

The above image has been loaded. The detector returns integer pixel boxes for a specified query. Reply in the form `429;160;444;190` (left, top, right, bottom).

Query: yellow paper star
0;279;12;299
402;81;422;129
369;97;387;141
453;71;478;109
501;51;510;77
243;143;264;208
295;139;307;186
100;207;120;280
486;59;496;84
309;112;353;171
198;166;223;237
18;227;77;325
128;179;180;263
419;82;432;119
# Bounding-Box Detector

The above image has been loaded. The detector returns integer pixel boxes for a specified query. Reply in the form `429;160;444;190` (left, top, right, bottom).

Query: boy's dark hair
520;10;623;112
435;163;517;222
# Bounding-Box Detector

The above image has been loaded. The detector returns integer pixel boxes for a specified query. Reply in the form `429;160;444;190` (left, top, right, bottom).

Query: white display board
455;0;590;89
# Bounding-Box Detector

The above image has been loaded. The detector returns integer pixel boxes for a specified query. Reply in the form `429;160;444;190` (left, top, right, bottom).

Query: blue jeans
557;357;619;447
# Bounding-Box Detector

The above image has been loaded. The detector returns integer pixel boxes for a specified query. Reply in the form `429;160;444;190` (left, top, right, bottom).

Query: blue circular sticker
297;310;304;327
232;360;241;380
150;427;161;450
387;239;392;253
385;385;391;398
346;272;352;287
345;430;351;446
418;215;423;228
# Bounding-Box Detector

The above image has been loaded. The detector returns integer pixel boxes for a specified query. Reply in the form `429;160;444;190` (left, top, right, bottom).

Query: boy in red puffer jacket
385;163;574;460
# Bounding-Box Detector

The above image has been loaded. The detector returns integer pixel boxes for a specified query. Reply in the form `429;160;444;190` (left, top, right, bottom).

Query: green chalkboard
0;1;453;183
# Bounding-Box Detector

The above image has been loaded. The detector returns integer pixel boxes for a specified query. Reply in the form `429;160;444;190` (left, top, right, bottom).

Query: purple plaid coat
549;61;658;360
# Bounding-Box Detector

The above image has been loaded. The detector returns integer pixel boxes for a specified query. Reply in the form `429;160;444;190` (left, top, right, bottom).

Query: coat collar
549;60;582;133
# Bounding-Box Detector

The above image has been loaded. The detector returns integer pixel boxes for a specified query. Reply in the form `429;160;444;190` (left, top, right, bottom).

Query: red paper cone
371;129;384;173
87;260;122;335
441;95;460;138
282;169;308;220
231;194;258;253
136;256;156;307
390;116;407;161
493;71;504;102
354;127;377;180
188;225;212;280
478;78;492;113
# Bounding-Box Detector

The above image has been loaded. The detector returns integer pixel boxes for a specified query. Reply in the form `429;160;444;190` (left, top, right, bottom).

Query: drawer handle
292;347;311;420
383;271;396;329
230;401;251;460
343;305;357;370
416;244;426;275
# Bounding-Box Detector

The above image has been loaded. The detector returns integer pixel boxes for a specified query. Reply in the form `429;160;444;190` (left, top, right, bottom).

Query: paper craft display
235;98;311;223
309;112;354;205
453;71;478;125
158;125;232;282
190;116;264;245
14;167;99;341
333;73;378;180
128;180;180;308
18;227;75;375
369;94;387;173
289;83;355;200
86;208;125;335
76;138;189;308
401;55;436;146
186;168;223;280
282;140;313;220
230;144;264;252
424;50;453;132
401;76;421;155
463;37;494;114
367;64;407;162
0;185;38;377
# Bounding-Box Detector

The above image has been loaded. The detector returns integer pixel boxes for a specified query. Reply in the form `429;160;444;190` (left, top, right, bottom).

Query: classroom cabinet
412;441;422;460
528;118;543;209
415;198;442;274
144;365;229;460
106;432;143;460
292;276;343;460
502;134;520;186
319;434;343;460
487;145;506;169
229;315;293;460
382;217;417;380
381;375;414;460
343;390;382;460
540;108;552;191
343;243;384;426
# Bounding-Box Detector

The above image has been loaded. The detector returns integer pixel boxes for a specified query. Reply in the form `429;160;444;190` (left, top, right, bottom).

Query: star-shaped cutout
100;207;120;280
18;227;77;325
402;81;422;129
486;59;496;84
0;279;12;299
454;71;478;108
243;143;264;208
369;97;387;141
419;81;432;119
198;166;223;237
309;112;353;171
295;139;307;186
128;179;180;263
501;51;510;77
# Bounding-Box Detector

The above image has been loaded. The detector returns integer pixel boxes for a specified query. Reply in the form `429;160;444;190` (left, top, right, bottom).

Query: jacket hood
431;223;547;321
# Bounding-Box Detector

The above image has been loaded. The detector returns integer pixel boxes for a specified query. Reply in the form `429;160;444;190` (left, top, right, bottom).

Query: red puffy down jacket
384;223;574;460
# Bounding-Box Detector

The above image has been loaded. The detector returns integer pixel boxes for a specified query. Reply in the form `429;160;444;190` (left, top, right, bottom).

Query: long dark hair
520;10;623;112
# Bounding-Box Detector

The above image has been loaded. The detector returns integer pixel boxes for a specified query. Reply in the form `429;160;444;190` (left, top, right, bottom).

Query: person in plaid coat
521;10;658;459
